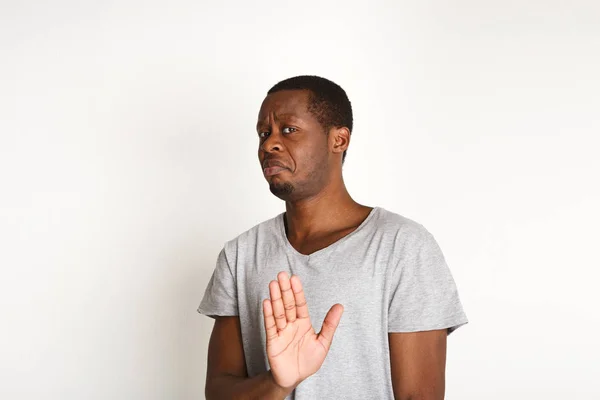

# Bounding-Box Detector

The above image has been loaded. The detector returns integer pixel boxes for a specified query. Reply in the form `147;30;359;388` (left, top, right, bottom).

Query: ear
329;127;350;156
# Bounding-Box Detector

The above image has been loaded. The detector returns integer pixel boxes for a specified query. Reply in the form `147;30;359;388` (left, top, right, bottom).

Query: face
256;90;335;202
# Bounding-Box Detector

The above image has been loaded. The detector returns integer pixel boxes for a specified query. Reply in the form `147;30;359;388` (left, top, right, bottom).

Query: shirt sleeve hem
197;306;239;318
387;316;469;335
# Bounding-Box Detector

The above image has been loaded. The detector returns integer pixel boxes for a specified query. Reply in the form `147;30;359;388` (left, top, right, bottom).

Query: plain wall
1;1;598;399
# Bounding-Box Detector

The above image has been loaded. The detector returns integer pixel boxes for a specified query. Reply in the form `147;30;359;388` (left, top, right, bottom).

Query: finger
290;275;309;319
317;304;344;351
278;271;296;323
263;299;278;341
269;280;287;330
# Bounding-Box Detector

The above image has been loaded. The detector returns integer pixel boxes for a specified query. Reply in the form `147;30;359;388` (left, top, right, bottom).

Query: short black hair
267;75;353;163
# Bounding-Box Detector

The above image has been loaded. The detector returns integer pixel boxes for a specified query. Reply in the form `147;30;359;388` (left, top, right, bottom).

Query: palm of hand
267;311;324;385
263;272;344;390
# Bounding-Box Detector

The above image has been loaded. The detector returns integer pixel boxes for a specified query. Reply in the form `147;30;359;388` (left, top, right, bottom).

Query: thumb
317;304;344;351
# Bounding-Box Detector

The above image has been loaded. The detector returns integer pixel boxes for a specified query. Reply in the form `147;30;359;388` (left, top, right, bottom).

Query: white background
1;1;599;399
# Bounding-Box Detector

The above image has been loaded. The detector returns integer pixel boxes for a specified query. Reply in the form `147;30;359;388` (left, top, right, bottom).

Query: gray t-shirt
198;207;468;399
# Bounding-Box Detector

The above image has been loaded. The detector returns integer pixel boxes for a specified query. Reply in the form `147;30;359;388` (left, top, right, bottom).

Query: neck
283;176;367;239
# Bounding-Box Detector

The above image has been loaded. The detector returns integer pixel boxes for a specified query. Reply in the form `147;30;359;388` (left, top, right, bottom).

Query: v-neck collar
276;207;380;260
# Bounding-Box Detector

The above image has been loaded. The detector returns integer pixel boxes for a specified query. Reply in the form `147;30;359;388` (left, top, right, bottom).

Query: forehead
257;89;312;121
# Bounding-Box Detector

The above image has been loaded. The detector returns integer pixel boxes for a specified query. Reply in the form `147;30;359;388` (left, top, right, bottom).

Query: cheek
294;140;328;174
258;145;268;160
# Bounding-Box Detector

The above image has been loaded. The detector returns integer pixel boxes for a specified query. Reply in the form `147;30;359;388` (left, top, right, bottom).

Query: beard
269;181;295;199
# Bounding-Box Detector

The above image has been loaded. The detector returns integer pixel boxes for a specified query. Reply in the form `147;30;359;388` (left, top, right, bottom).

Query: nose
260;129;284;153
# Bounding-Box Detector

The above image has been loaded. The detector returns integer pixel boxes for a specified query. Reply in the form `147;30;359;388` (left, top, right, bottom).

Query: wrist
267;370;298;394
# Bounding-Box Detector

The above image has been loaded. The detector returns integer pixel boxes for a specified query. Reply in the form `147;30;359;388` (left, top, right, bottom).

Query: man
198;75;468;399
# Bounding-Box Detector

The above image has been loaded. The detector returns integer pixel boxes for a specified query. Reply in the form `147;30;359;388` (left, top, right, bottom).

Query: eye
282;127;297;134
258;131;270;139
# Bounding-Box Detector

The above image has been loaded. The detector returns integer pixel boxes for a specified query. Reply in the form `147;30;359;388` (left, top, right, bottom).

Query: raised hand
262;271;344;390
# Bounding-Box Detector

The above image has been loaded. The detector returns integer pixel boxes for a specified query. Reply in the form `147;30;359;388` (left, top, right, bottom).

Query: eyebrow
256;113;302;131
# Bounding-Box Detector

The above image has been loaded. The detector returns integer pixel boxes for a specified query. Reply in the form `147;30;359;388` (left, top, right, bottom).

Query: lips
262;160;289;177
264;166;287;176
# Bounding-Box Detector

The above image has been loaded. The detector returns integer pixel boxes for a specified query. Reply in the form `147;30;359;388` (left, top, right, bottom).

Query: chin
269;181;295;200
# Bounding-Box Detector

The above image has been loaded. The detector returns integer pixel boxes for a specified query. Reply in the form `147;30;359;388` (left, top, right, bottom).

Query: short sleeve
197;246;239;318
388;227;468;334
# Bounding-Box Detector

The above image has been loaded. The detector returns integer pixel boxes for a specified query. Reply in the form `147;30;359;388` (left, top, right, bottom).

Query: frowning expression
257;89;331;201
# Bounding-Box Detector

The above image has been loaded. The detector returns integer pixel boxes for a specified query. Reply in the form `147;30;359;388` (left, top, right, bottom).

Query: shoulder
221;212;283;253
375;208;450;278
372;207;443;262
374;207;433;242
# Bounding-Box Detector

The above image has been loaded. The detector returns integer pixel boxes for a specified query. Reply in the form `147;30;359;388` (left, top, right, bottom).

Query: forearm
206;370;294;400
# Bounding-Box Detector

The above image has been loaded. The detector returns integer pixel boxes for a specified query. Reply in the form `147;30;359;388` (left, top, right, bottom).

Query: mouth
262;159;289;177
263;166;287;177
